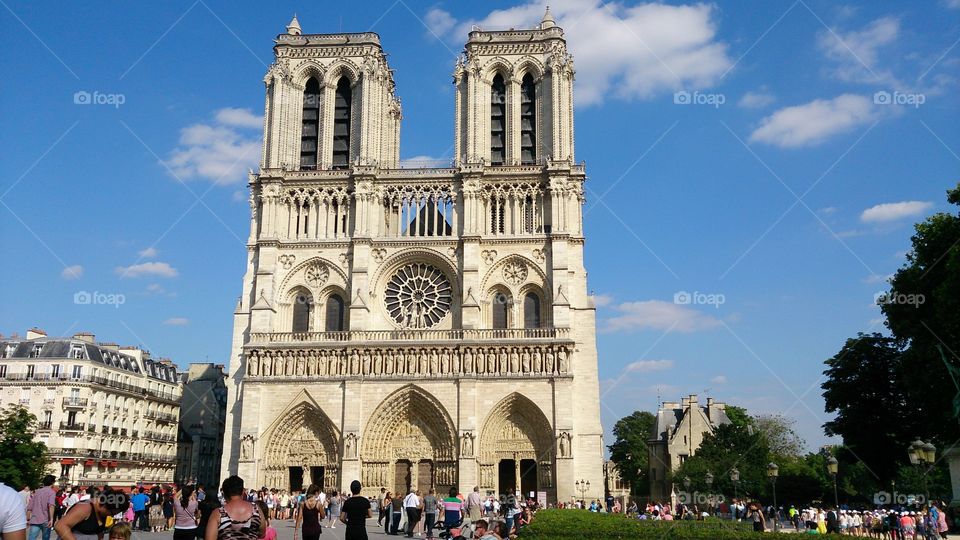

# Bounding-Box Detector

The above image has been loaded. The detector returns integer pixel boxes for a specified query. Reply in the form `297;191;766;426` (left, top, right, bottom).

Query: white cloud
863;273;893;284
138;247;158;258
589;294;613;307
947;0;960;8
604;300;721;333
215;107;263;128
430;1;732;105
163;317;189;326
711;375;727;385
738;90;775;109
817;16;899;83
749;94;876;148
61;265;83;280
115;262;179;279
399;155;451;168
625;359;674;373
425;7;456;37
860;201;933;223
164;108;262;184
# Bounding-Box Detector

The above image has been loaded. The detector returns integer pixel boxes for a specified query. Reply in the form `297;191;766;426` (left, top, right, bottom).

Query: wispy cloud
138;247;159;258
625;359;674;373
738;89;776;109
860;201;933;223
164;107;262;184
711;375;728;385
115;262;179;279
817;16;899;84
604;300;721;333
590;294;613;307
61;265;83;280
749;94;876;148
163;317;189;326
427;1;732;106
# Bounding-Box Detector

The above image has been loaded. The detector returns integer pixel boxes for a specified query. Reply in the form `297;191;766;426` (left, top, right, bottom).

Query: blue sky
1;0;958;451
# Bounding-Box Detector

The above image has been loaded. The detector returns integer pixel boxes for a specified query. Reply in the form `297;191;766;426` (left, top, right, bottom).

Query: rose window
384;263;452;329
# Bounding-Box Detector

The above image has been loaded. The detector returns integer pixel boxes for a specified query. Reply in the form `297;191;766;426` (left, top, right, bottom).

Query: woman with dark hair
54;487;129;540
173;485;199;540
149;487;164;532
325;490;340;529
195;496;220;539
293;485;325;540
163;490;175;530
441;486;464;531
205;476;264;540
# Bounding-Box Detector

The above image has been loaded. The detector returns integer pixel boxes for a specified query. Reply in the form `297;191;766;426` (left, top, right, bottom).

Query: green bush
519;509;844;539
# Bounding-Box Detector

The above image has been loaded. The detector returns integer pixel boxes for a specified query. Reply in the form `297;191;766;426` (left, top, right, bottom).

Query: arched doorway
479;393;555;501
263;399;340;491
362;385;457;496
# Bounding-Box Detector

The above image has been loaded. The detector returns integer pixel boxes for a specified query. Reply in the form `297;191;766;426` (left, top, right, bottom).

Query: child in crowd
256;501;278;540
110;522;133;540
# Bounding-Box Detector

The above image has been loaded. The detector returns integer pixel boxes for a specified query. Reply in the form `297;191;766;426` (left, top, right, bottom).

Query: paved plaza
118;518;461;540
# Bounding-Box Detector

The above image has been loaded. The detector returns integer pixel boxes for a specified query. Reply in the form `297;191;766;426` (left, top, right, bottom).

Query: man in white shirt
402;489;420;538
0;482;27;540
64;489;79;510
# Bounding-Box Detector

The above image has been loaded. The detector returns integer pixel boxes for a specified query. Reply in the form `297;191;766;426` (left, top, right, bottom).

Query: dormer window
71;345;85;359
30;344;43;358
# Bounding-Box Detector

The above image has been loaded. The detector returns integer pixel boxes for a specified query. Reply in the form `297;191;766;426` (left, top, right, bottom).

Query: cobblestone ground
114;517;454;540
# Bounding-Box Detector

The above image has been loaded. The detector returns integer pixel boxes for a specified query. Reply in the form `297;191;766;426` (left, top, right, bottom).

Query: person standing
339;481;371;540
204;476;264;540
1;482;27;540
380;492;392;536
464;487;482;526
173;486;199;540
325;491;340;530
402;489;420;538
376;489;387;527
390;492;403;535
441;487;463;532
130;489;149;532
422;489;438;540
54;487;128;540
26;476;56;540
294;485;325;540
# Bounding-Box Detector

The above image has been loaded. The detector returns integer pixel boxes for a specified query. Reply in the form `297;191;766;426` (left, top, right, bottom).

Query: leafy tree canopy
0;405;48;489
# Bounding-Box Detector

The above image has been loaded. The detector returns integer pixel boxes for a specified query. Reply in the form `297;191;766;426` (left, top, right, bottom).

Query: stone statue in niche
241;435;256;461
558;347;569;373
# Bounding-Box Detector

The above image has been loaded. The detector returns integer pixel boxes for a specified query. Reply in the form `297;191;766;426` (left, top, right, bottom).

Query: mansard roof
0;336;180;383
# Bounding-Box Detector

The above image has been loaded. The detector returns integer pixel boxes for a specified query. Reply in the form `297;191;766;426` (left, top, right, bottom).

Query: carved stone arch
317;284;349;332
477;392;556;496
324;59;361;87
517;282;550;328
513;56;546;81
361;384;458;494
261;389;341;490
481;57;514;85
371;248;461;330
278;256;348;293
294;60;326;89
480;254;545;294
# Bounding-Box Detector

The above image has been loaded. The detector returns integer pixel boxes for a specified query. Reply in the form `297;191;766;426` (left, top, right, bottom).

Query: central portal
498;460;516;496
394;460;411;494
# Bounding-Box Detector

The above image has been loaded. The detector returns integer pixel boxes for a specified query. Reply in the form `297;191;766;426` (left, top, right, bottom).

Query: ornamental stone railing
249;327;569;344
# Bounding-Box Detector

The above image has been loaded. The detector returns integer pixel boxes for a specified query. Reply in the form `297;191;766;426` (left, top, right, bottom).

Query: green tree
821;334;912;482
882;183;960;442
0;405;49;489
753;414;805;458
674;422;771;499
607;410;655;494
724;405;751;428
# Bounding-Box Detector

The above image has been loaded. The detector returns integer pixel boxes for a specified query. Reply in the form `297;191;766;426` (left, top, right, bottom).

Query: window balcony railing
38;421;53;430
42;398;56;407
63;397;88;408
144;410;178;423
87;425;96;433
59;422;85;431
248;327;569;344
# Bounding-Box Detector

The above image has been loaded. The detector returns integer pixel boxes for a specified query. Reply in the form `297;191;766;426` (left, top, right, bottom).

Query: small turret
286;14;302;36
540;6;556;30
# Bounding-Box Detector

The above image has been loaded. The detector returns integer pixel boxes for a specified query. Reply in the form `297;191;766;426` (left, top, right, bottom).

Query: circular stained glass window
384;263;452;328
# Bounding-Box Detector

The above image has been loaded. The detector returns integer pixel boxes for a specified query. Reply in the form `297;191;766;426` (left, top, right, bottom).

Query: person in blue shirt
130;488;150;532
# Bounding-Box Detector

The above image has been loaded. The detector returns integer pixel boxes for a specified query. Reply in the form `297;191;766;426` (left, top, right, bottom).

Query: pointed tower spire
540;5;556;29
286;14;302;36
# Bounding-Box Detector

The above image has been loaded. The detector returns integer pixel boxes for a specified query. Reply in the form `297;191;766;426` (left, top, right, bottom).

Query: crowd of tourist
3;475;541;540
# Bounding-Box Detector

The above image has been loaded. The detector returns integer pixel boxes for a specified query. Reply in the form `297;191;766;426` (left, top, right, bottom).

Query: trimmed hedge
519;509;844;539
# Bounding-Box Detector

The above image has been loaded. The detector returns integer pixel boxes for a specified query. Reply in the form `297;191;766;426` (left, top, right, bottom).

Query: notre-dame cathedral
221;8;604;504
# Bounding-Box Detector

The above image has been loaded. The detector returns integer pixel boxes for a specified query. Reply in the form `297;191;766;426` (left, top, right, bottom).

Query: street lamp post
907;440;936;504
730;468;740;521
575;479;590;502
826;456;839;507
705;471;714;515
767;462;779;532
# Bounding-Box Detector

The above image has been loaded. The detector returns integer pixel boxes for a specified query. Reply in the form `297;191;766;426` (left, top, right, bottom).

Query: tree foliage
753;414;805;458
0;405;49;489
608;410;656;494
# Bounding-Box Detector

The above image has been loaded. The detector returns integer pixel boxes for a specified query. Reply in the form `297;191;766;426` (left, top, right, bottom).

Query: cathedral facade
221;10;604;504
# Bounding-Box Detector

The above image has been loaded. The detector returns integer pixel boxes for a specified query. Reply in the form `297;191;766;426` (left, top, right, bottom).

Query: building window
72;365;82;380
26;365;35;379
300;77;321;170
332;77;352;170
492;291;511;329
324;294;346;332
490;74;506;165
71;345;85;359
0;365;6;378
51;364;62;378
523;293;541;329
520;73;537;164
30;345;42;358
292;291;314;333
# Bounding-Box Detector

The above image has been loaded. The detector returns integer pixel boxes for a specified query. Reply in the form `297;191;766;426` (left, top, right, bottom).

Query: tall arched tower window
292;291;314;333
332;77;352;170
490;74;506;166
492;291;511;329
300;78;321;170
520;73;537;165
523;293;541;328
324;294;345;332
